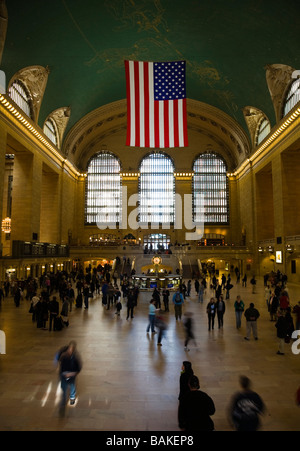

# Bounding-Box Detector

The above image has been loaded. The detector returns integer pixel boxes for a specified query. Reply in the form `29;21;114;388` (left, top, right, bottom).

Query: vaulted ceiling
2;0;300;139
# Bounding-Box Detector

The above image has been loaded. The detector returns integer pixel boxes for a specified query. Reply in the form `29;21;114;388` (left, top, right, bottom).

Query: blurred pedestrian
55;341;82;416
183;312;197;351
155;312;167;346
228;375;265;431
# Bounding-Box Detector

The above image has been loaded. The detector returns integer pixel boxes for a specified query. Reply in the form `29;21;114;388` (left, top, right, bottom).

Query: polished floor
0;276;299;431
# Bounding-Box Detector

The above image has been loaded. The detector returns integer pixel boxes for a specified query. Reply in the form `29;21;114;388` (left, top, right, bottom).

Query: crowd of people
1;264;299;430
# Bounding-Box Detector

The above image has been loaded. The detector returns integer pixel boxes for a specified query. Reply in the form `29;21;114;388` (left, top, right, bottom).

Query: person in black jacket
178;361;194;401
275;309;288;355
56;341;82;415
244;303;260;340
48;296;59;331
228;375;265;431
216;295;226;329
178;375;215;431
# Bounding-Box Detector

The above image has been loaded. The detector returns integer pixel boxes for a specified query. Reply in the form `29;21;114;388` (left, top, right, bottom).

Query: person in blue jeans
234;295;245;329
146;299;157;333
56;341;82;415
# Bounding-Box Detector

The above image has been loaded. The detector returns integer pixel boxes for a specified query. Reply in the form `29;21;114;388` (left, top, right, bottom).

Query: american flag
125;60;188;148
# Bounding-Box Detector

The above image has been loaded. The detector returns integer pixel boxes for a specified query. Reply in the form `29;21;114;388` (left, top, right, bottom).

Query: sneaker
184;347;190;351
276;351;284;355
157;343;162;346
70;398;76;406
244;337;250;340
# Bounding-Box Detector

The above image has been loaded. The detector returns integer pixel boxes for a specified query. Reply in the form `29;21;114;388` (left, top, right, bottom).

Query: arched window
283;77;300;117
43;118;58;146
8;80;33;119
139;152;175;224
193;153;229;224
85;152;122;225
256;117;271;146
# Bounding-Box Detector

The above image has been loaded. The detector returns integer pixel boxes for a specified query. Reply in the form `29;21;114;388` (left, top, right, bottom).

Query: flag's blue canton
154;61;186;101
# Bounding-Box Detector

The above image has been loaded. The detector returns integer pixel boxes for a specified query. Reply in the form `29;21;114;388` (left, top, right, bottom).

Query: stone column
11;152;42;242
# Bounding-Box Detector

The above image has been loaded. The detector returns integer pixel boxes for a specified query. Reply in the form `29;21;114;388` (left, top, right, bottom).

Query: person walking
178;361;194;401
198;282;204;304
250;276;256;294
152;288;161;309
178;375;215;431
146;299;157;333
269;292;279;321
67;283;75;312
228;375;265;431
83;283;90;309
172;288;184;320
48;296;59;331
206;297;216;331
275;309;288;355
162;288;170;312
155;312;167;346
126;288;135;320
55;341;82;416
244;302;260;340
234;295;245;329
293;301;300;331
183;312;197;351
216;295;226;329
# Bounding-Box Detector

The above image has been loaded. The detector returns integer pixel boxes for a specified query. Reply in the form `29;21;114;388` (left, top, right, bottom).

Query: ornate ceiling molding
265;64;295;123
8;65;50;122
44;106;71;150
242;106;268;148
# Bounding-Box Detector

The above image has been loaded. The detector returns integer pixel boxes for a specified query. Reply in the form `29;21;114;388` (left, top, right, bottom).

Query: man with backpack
172;288;184;320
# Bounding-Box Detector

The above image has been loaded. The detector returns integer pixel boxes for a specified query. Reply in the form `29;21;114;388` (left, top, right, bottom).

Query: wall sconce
258;246;263;252
1;217;11;233
286;244;294;253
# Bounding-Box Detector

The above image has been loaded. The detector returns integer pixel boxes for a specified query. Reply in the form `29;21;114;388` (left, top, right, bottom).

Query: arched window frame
193;153;229;225
43;117;59;147
255;117;271;146
8;79;34;119
139;152;175;225
85;152;122;226
282;77;300;118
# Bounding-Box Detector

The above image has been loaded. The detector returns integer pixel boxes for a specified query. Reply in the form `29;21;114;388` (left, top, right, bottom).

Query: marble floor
0;276;299;431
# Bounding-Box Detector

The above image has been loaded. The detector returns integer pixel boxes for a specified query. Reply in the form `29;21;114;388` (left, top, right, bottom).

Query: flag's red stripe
144;62;150;148
164;101;169;149
173;99;179;147
124;60;131;146
134;61;140;148
154;99;160;148
182;98;188;146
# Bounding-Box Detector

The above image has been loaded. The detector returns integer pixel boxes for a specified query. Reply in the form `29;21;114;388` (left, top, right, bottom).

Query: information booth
131;255;182;291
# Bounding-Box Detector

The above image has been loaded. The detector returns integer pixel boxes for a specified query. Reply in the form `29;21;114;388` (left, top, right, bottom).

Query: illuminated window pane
139;153;175;224
283;78;300;117
85;152;122;225
43;118;58;146
144;233;170;251
256;118;271;145
193;153;229;224
8;80;33;119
